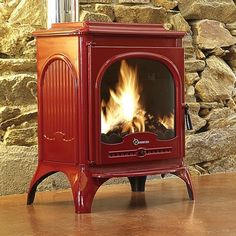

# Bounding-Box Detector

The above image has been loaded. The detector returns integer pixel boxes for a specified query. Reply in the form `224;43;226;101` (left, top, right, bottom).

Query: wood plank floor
0;172;236;236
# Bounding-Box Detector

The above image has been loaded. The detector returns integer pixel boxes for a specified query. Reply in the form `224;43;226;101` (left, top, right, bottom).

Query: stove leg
161;173;166;178
128;176;147;192
68;166;108;213
27;165;57;205
173;168;194;200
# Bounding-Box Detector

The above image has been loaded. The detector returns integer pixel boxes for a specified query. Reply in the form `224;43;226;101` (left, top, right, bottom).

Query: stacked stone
0;0;69;195
178;0;236;175
0;0;44;146
0;0;236;195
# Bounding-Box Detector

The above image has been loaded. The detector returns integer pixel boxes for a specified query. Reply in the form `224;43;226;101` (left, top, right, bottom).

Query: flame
101;60;175;135
158;113;175;130
101;60;146;134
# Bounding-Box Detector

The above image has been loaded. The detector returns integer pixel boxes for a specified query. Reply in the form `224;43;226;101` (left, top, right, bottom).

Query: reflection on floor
0;172;236;236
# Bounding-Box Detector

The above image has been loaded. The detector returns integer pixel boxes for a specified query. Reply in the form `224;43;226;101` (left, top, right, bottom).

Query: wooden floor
0;173;236;236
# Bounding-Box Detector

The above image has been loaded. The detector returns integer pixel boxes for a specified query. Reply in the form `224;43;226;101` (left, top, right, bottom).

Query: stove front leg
69;166;108;213
27;165;57;205
128;176;147;192
173;167;194;200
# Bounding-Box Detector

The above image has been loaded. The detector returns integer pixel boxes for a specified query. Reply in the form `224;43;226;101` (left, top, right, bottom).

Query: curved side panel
40;55;78;164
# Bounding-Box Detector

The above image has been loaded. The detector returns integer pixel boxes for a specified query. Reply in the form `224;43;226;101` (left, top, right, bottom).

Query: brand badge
133;138;150;145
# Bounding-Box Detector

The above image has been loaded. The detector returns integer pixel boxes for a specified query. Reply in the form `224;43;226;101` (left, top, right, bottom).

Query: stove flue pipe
47;0;79;28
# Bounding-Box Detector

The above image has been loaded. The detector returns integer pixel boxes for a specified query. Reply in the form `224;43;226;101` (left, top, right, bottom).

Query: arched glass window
101;58;175;144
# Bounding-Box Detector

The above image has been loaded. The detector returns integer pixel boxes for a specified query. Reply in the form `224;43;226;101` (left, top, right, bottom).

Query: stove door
88;46;184;165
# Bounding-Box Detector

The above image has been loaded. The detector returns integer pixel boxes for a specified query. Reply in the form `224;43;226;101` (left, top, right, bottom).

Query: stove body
27;22;194;213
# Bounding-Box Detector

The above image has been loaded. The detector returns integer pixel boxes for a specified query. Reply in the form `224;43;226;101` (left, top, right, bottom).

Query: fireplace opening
101;58;175;144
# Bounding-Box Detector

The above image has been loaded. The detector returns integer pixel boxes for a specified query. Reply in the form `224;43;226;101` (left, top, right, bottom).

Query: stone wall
0;0;236;195
0;0;70;195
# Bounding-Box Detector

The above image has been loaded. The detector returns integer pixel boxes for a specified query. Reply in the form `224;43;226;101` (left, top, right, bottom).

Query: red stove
27;22;194;213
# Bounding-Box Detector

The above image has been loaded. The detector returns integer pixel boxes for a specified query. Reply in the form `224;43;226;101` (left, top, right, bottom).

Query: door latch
185;104;193;130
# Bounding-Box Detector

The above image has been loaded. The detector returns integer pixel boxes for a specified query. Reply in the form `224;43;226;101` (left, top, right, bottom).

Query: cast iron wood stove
27;22;194;213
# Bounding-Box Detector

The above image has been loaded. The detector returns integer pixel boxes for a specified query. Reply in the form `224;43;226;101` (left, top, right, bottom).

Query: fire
101;60;175;135
158;113;175;130
101;60;145;134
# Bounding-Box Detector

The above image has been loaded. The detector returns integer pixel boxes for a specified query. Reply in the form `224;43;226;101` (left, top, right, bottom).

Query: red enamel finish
89;49;184;165
40;55;78;164
27;22;194;214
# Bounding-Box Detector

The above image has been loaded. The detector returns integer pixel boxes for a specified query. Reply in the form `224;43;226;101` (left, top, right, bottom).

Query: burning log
101;133;123;144
102;113;175;144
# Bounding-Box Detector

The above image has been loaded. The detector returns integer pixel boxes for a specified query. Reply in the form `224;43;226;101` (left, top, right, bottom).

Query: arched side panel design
40;55;78;164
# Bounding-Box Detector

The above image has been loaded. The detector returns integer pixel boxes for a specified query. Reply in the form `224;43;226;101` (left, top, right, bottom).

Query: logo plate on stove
133;138;150;145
